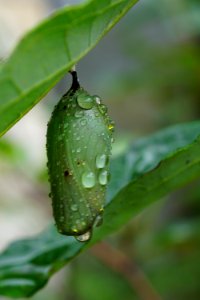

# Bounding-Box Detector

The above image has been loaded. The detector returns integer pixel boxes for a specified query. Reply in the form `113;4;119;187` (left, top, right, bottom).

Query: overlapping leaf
0;0;138;136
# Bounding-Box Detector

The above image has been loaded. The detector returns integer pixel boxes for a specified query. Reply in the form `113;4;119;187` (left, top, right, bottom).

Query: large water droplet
99;170;108;185
96;154;107;169
77;94;94;109
82;171;96;188
75;230;92;242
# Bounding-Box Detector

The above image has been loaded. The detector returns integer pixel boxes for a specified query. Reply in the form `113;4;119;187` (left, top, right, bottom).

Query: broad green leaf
0;0;138;137
0;121;200;297
107;121;200;201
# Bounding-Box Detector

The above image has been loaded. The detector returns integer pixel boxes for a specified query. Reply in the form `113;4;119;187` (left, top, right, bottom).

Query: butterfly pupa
46;71;114;242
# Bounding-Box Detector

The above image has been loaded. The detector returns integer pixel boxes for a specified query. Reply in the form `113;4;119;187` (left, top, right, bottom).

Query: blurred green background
0;0;200;299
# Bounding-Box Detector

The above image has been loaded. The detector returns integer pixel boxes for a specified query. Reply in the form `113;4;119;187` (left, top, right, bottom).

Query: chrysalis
46;70;114;242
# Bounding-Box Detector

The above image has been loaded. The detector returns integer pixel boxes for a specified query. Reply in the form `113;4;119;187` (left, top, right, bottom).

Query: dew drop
71;204;78;212
80;119;87;126
99;170;108;185
93;95;101;104
99;104;107;115
96;154;107;169
108;121;115;131
93;213;103;227
82;171;96;188
76;148;81;153
81;221;86;227
77;94;94;109
75;110;84;118
75;230;92;242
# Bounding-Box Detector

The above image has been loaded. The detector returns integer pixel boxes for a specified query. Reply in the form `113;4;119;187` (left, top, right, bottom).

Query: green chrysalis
46;71;114;242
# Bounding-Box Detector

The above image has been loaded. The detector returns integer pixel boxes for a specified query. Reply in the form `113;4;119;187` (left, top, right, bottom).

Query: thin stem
68;64;80;92
91;242;162;300
69;69;80;91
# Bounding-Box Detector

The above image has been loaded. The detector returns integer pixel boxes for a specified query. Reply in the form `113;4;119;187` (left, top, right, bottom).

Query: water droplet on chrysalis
77;94;94;109
80;119;87;126
99;170;108;185
99;104;107;115
108;121;115;131
75;110;84;118
93;214;103;227
71;204;78;212
75;230;92;242
82;171;96;188
96;154;107;169
93;95;101;104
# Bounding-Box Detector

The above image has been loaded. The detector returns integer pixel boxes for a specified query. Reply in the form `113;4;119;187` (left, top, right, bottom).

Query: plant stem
91;242;162;300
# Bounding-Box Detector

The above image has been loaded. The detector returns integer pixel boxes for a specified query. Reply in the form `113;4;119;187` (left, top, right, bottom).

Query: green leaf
0;121;200;297
107;120;200;201
0;0;138;137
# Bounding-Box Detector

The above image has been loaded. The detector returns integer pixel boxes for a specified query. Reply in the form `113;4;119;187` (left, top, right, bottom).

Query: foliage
1;122;200;297
0;0;138;137
0;0;200;299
